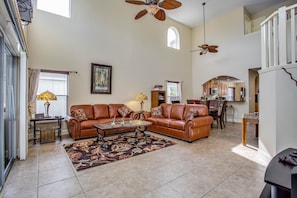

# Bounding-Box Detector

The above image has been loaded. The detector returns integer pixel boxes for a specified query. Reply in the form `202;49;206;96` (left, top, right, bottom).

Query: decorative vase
111;118;115;126
121;117;125;125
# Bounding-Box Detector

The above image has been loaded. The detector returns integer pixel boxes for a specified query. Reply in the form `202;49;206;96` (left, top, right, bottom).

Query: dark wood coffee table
93;120;152;148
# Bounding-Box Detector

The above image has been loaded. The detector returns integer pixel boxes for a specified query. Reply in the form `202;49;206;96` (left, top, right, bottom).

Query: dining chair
187;99;200;104
210;100;227;129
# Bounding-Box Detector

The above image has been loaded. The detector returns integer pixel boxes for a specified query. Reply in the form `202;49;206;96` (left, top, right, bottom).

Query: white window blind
36;72;68;117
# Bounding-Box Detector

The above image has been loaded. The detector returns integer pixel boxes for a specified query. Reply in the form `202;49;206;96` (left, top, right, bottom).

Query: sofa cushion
169;120;185;130
117;105;132;117
156;118;171;127
109;104;125;118
171;104;185;120
80;119;101;130
71;105;94;120
71;109;88;122
93;104;109;119
161;103;172;118
151;106;163;118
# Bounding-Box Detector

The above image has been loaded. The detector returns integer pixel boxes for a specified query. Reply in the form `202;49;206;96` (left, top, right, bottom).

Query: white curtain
28;69;40;115
177;81;182;102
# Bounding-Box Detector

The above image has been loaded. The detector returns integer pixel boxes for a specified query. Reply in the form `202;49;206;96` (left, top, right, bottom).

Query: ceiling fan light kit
147;5;160;15
198;2;218;55
125;0;182;21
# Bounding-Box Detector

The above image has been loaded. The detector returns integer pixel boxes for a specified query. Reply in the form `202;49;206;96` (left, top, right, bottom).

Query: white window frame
167;26;180;50
36;0;71;18
166;81;182;103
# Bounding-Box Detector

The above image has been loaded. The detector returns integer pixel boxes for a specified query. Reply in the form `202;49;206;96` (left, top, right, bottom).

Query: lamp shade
135;92;148;101
37;90;57;101
37;90;57;117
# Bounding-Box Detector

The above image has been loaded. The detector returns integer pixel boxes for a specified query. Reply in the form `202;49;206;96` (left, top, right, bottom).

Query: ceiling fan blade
209;48;218;53
125;0;146;5
154;9;166;21
135;9;148;19
159;0;182;10
199;44;209;49
209;45;218;49
200;49;208;55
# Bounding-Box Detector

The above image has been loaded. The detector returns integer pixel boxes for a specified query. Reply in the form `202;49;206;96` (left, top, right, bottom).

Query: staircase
258;3;297;163
261;4;297;68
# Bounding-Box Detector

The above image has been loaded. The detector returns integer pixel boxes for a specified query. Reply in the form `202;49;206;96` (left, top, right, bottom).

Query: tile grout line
201;166;242;197
61;143;89;197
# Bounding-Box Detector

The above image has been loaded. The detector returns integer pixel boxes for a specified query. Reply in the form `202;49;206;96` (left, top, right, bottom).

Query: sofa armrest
131;111;151;120
65;115;81;139
142;111;150;120
187;116;213;128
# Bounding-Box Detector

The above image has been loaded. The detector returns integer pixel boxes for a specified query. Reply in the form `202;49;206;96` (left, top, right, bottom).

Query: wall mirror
202;76;245;102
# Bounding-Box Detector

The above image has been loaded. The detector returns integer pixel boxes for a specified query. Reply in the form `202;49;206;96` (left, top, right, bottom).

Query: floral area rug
64;133;176;171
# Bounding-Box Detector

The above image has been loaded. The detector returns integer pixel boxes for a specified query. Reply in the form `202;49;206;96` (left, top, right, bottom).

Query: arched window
167;26;180;50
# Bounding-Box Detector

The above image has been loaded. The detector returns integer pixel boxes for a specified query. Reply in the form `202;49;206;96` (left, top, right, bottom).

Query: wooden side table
226;104;234;123
30;116;64;144
242;112;259;146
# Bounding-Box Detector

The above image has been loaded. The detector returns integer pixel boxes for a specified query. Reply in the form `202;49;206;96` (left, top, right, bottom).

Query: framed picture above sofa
91;63;112;94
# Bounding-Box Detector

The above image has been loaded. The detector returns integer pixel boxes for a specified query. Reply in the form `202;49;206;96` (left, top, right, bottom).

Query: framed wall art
91;63;112;94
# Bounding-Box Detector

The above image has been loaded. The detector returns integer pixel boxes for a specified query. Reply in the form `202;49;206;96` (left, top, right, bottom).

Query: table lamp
37;90;57;117
136;92;148;112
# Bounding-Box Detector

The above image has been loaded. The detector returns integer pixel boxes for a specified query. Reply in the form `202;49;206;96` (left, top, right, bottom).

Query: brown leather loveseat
146;103;213;142
65;104;134;140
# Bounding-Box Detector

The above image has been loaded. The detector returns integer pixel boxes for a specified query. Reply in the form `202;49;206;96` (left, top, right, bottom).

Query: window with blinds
36;72;68;117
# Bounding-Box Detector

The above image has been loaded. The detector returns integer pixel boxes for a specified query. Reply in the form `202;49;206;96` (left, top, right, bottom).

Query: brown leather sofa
65;104;134;140
146;103;213;142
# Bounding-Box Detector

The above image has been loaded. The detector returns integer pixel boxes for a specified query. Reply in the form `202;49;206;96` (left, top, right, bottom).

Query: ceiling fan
125;0;182;21
198;2;218;55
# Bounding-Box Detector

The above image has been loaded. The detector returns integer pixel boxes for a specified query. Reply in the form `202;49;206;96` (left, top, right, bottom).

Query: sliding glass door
0;34;17;192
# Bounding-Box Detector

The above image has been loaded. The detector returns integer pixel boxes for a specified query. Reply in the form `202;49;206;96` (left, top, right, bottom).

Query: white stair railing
261;4;297;69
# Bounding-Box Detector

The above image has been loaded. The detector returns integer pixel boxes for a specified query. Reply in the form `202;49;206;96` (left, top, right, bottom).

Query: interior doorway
248;68;260;113
247;68;260;149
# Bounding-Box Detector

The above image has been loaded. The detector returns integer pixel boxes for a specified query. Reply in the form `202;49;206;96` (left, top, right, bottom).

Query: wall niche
202;75;245;102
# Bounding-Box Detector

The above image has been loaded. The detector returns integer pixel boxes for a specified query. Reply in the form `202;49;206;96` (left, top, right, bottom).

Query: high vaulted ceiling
165;0;291;28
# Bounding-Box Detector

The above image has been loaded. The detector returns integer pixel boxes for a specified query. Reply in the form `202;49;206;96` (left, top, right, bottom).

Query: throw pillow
185;108;198;122
71;109;88;122
117;105;132;117
151;106;163;118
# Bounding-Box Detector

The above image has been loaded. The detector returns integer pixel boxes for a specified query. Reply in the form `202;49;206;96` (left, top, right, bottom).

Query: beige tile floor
1;123;266;198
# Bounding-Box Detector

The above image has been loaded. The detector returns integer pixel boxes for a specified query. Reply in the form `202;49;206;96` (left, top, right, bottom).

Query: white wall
192;7;261;122
259;65;297;162
27;1;192;112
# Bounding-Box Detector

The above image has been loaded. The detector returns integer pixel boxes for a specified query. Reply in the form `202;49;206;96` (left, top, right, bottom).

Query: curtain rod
166;80;184;83
28;68;78;74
